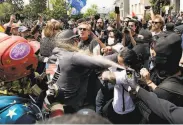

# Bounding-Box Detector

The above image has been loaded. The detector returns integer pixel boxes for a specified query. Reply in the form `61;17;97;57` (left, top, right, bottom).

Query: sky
23;0;115;12
81;0;115;13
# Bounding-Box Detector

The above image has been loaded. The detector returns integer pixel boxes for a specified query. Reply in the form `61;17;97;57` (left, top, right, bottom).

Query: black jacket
138;88;183;124
51;48;123;110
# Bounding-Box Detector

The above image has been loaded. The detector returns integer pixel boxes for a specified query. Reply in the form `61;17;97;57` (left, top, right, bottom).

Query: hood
174;24;183;34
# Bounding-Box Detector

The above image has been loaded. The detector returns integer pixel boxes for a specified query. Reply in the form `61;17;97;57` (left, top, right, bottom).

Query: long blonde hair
55;39;92;55
44;21;61;38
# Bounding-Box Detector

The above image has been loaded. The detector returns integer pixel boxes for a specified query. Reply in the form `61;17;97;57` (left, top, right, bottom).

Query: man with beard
151;15;164;36
95;19;104;36
94;19;107;43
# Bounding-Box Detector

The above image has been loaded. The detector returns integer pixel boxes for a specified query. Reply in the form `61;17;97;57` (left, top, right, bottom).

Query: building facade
170;0;180;13
114;0;130;18
129;0;150;17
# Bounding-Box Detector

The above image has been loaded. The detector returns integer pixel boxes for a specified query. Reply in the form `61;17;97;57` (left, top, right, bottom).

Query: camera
101;30;108;35
115;6;120;14
123;26;130;34
95;14;100;20
145;6;151;10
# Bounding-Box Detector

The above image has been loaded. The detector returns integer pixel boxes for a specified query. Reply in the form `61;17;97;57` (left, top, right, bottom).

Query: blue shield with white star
0;96;36;124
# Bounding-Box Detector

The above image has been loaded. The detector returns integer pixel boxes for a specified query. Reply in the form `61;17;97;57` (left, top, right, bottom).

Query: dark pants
102;99;142;124
96;82;114;115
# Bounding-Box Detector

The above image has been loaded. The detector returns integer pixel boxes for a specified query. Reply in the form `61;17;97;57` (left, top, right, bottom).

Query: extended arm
72;53;124;70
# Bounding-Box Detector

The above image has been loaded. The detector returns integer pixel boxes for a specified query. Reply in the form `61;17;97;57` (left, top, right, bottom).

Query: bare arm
150;8;155;20
129;32;136;46
122;33;126;46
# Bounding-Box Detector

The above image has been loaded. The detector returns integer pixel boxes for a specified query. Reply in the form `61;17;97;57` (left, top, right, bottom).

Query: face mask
108;37;115;45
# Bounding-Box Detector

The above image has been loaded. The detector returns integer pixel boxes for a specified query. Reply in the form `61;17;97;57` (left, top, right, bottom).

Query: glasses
78;28;87;31
152;21;161;24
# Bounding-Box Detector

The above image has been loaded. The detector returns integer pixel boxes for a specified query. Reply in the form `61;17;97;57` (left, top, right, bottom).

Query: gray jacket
51;48;123;110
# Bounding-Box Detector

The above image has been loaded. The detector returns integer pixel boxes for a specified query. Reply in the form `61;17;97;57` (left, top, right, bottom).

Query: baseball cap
18;26;29;33
55;29;79;42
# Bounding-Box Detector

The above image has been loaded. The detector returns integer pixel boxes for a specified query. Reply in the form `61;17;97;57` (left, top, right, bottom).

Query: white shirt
151;31;161;36
112;43;124;53
112;70;135;115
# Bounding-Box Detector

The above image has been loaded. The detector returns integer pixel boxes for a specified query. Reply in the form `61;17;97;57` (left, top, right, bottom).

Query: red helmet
0;35;40;82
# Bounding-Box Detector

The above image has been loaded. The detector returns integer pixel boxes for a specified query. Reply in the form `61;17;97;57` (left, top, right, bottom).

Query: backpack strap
158;76;183;96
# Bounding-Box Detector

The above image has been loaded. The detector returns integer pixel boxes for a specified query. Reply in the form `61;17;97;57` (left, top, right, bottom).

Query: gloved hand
44;55;58;64
125;70;139;90
44;84;58;105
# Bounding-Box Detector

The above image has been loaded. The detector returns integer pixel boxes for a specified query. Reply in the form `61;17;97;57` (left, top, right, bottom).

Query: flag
71;8;80;15
67;0;86;12
132;12;136;17
46;63;58;81
0;25;5;33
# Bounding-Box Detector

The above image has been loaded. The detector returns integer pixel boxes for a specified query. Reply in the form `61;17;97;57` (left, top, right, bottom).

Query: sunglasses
152;21;161;24
107;30;114;33
78;28;87;31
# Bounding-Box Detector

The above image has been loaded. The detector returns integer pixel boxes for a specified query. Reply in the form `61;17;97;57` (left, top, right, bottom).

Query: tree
21;5;33;19
43;0;68;20
5;0;24;11
0;2;13;21
109;11;116;20
83;4;98;18
29;0;47;17
150;0;171;15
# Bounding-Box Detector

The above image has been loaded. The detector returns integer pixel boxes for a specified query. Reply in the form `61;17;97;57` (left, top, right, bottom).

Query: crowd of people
0;6;183;124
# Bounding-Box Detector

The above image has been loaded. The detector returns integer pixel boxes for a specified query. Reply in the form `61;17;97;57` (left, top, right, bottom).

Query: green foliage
70;14;83;20
6;0;24;10
150;0;171;15
145;13;151;21
0;0;24;21
83;4;98;18
0;2;13;21
29;0;47;17
21;5;33;19
109;11;116;20
43;0;67;20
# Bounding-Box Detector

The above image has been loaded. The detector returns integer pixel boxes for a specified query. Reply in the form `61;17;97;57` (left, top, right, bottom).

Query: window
132;5;133;13
135;4;137;12
139;3;141;14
